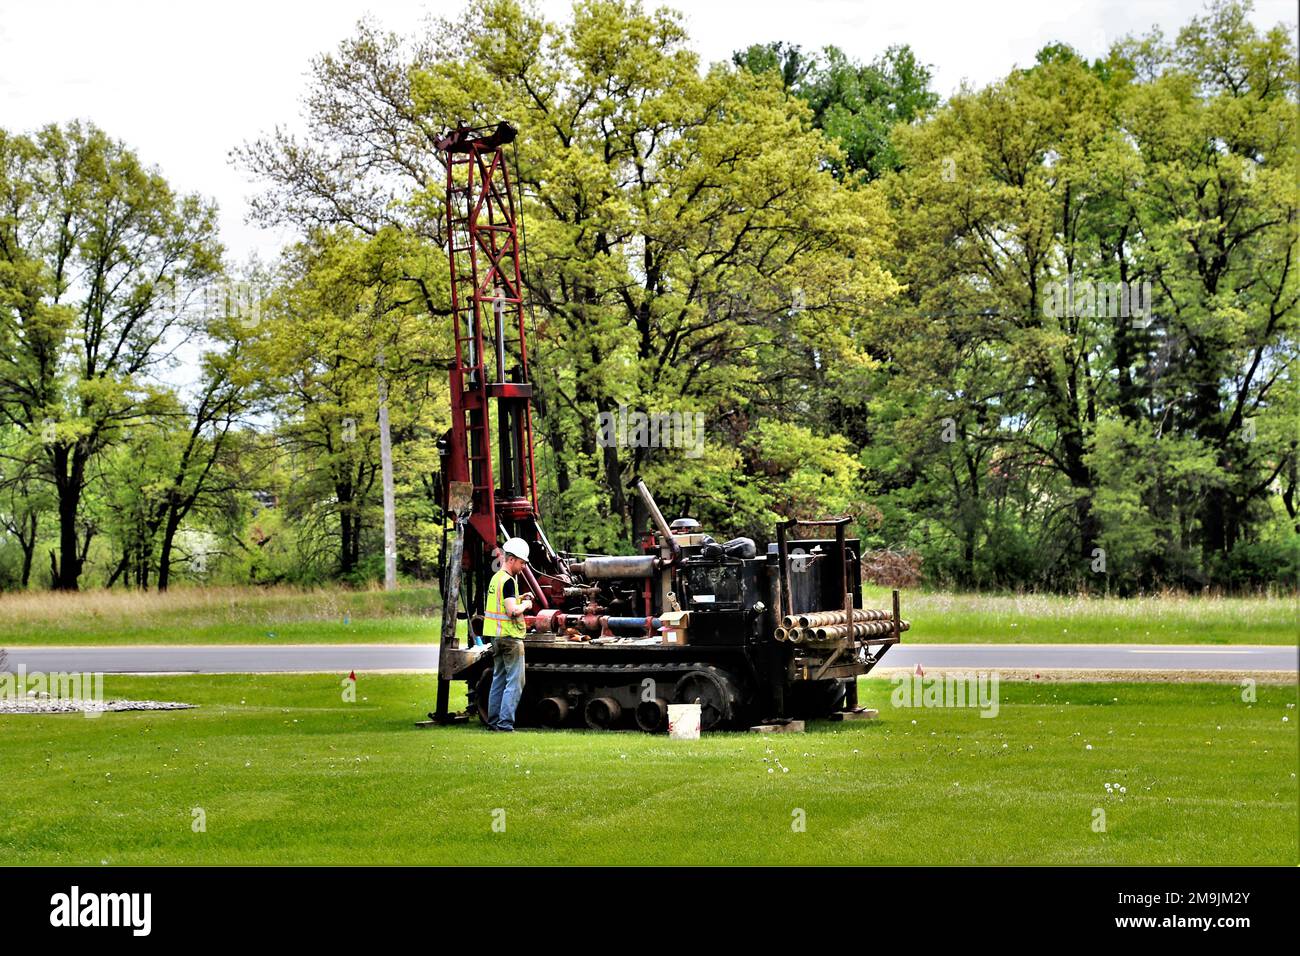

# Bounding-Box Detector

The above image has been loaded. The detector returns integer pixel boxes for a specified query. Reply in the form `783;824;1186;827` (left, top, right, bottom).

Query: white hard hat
501;537;530;562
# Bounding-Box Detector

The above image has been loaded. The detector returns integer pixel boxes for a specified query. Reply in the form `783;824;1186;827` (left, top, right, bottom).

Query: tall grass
0;583;1292;645
864;585;1297;643
0;584;440;642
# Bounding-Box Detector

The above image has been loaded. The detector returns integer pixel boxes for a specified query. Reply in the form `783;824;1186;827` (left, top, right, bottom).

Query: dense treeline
1;0;1295;594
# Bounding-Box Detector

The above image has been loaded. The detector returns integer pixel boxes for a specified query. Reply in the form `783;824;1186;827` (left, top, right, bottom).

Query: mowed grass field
1;675;1295;865
0;583;1294;645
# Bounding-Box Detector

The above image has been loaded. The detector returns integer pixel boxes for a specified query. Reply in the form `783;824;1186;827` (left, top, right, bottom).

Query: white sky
1;0;1295;266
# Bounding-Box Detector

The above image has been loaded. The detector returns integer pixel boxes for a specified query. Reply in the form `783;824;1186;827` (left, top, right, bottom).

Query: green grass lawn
864;586;1297;645
2;583;1293;646
1;674;1295;865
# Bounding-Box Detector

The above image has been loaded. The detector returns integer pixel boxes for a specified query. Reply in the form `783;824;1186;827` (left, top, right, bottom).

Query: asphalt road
4;643;1295;674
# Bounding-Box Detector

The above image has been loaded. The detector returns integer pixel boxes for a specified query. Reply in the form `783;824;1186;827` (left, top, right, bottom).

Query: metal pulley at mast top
435;121;543;565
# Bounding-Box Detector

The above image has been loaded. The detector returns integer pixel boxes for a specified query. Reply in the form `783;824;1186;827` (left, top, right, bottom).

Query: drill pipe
798;608;893;628
782;609;891;628
812;620;911;641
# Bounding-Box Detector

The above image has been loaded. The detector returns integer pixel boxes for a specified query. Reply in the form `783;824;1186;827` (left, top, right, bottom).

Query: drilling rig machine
429;121;907;732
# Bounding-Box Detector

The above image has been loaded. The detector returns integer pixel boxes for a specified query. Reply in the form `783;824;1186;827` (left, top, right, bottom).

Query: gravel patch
0;695;195;715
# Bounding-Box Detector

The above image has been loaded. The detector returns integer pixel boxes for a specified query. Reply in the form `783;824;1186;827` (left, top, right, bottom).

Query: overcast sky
1;0;1295;266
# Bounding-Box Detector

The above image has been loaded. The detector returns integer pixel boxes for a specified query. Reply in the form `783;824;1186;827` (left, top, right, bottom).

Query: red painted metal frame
438;123;546;585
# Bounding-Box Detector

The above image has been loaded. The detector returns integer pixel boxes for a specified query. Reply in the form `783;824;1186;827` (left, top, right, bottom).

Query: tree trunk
51;443;86;591
105;551;129;589
18;512;36;588
157;510;183;592
55;483;82;590
339;488;356;574
594;398;628;535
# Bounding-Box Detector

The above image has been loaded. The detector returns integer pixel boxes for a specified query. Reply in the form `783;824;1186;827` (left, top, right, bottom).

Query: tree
1106;0;1299;574
734;41;939;179
0;426;49;587
871;0;1297;590
410;0;898;545
0;122;222;589
256;230;443;578
242;0;899;555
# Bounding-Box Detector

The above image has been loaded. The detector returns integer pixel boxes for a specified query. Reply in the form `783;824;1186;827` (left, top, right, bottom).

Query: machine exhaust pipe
635;698;668;733
634;478;682;565
570;555;658;579
584;696;623;730
537;697;570;728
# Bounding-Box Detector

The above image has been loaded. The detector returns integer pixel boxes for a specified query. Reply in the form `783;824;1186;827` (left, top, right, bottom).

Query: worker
483;537;534;731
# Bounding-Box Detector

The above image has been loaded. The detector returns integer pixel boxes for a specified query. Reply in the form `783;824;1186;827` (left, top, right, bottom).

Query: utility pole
378;348;398;591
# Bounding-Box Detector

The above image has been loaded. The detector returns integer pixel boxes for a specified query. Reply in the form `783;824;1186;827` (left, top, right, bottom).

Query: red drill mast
435;121;562;622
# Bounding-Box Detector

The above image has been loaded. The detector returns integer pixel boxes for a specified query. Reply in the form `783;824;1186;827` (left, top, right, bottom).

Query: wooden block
414;715;469;728
827;708;878;722
748;720;806;733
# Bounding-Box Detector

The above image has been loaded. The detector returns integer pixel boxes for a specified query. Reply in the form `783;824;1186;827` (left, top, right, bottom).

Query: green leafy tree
243;0;899;557
410;0;898;547
873;0;1297;590
256;230;444;579
734;41;939;179
0;122;222;589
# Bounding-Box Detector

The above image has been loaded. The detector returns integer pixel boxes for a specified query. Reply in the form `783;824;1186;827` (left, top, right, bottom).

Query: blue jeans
487;637;525;730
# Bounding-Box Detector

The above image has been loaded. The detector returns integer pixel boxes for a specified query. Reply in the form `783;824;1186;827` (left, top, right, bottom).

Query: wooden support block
827;708;878;722
749;720;806;733
415;715;469;728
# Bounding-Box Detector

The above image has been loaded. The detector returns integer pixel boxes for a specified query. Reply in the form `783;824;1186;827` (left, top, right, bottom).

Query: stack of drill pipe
779;622;904;643
774;610;907;643
781;608;893;629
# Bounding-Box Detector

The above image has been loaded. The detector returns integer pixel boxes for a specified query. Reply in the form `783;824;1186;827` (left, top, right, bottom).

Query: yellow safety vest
483;568;525;639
